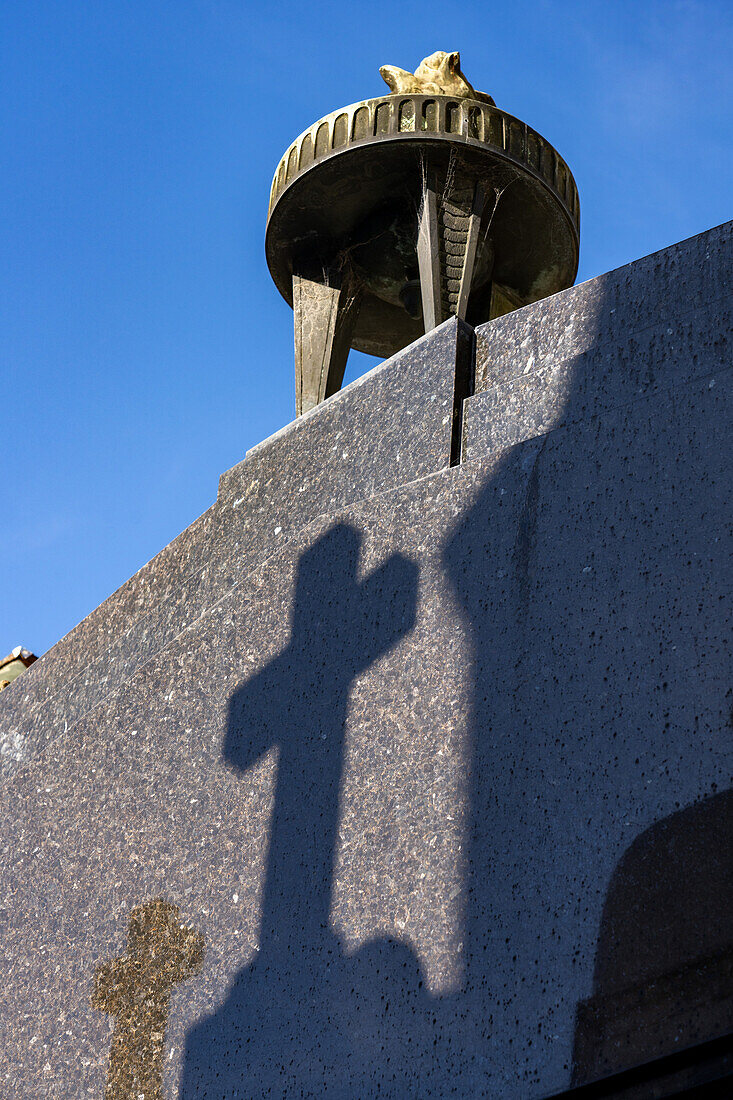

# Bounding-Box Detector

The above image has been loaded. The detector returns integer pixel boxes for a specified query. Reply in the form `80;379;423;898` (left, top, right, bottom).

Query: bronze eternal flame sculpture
265;52;580;415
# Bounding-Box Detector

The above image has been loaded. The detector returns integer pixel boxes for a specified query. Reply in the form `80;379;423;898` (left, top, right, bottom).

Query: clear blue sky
3;0;732;657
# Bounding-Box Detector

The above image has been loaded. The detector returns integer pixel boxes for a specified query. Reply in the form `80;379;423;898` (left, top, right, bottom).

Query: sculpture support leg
293;266;362;417
417;184;442;332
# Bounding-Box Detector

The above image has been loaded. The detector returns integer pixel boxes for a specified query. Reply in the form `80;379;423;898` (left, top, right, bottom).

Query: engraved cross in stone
92;898;204;1100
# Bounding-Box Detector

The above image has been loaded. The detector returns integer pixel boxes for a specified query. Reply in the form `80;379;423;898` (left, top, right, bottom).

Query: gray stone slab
1;396;730;1096
1;227;731;1098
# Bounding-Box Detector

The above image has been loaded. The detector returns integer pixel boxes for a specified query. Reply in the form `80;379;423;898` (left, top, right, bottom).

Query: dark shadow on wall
439;300;732;1093
571;789;733;1092
440;370;733;1093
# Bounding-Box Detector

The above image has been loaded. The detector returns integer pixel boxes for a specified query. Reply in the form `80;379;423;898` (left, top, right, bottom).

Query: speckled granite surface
470;220;732;456
1;223;731;1097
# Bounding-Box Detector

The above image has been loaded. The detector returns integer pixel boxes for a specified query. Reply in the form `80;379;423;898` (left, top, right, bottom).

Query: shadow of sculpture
180;524;459;1096
441;422;733;1095
572;789;733;1092
93;899;204;1100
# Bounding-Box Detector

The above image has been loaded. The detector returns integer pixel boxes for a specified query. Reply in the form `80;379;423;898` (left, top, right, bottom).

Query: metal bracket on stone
293;263;363;417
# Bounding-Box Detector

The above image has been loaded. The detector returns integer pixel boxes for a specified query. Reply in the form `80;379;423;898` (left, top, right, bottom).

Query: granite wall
1;221;731;1098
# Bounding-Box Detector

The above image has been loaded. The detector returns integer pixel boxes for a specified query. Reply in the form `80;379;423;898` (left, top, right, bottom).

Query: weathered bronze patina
266;53;580;415
92;899;204;1100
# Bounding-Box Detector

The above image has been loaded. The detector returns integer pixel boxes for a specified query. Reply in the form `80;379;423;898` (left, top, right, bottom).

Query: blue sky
3;0;732;656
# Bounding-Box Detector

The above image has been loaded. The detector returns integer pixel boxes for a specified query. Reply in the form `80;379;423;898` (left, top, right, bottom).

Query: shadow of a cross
93;899;204;1099
224;523;420;968
180;523;430;1096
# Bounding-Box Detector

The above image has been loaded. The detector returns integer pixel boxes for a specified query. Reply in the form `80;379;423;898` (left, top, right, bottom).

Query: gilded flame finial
379;51;495;106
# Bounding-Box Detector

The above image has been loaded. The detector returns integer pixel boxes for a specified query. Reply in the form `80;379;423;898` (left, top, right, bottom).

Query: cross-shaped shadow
180;523;453;1095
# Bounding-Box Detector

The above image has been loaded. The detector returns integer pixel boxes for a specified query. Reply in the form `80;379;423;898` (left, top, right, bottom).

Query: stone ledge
475;220;732;392
464;298;730;459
